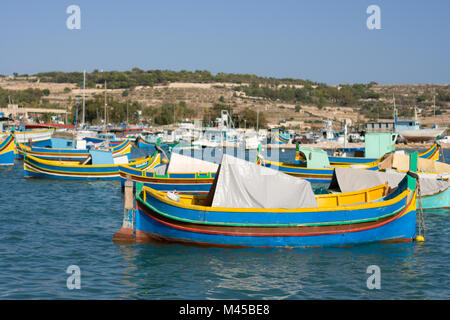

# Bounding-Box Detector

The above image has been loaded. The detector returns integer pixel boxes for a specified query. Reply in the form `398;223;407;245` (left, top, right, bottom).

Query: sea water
0;147;448;299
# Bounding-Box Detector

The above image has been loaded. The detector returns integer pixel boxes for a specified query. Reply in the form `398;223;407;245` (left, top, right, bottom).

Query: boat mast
82;69;86;126
104;80;108;131
392;93;398;131
433;94;436;123
392;93;397;122
256;110;259;132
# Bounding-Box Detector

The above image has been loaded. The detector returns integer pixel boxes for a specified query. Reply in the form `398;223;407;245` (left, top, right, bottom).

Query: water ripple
0;148;448;299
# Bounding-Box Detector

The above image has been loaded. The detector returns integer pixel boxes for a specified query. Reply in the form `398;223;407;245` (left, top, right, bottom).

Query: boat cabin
395;120;420;131
333;132;397;159
365;121;395;133
88;149;128;165
364;132;398;158
298;147;331;168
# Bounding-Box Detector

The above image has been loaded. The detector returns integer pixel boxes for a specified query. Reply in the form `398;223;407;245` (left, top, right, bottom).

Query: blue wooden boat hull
18;139;131;162
273;133;290;144
28;139;52;148
137;137;174;149
0;151;14;165
328;143;441;165
0;135;15;166
328;156;377;165
23;169;119;180
119;171;214;193
135;207;416;247
14;139;52;160
122;178;213;193
420;186;450;210
261;162;379;183
84;137;122;145
23;154;121;180
119;156;215;193
134;176;417;247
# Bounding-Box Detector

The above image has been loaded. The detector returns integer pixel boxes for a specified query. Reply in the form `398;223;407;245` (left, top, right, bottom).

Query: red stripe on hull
136;193;413;238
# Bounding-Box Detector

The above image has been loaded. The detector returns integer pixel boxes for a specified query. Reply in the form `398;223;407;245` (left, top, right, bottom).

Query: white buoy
166;191;180;202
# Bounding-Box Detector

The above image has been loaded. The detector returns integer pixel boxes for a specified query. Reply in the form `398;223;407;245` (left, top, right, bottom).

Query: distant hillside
1;71;449;130
33;69;318;88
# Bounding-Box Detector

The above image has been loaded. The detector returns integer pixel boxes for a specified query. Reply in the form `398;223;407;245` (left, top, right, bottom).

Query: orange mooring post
113;177;135;243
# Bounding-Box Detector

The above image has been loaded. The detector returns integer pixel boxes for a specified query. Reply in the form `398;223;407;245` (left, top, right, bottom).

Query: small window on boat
67;142;72;147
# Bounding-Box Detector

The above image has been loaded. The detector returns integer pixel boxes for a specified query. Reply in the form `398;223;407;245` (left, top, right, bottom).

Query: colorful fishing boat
17;139;131;162
329;166;450;210
376;152;450;209
328;132;397;165
0;128;54;146
24;148;134;180
329;142;441;165
260;146;379;183
83;132;125;145
119;151;218;193
136;136;178;149
272;132;291;144
133;153;419;247
419;185;450;209
0;134;15;166
312;132;440;165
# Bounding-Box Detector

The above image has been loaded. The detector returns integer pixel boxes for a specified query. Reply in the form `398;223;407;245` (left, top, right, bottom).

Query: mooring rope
416;180;426;239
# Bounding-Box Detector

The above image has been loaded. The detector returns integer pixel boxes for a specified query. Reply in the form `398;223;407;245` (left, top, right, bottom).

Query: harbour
1;1;450;304
1;88;449;300
0;146;448;299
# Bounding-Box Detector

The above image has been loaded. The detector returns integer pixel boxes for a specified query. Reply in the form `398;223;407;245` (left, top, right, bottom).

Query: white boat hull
0;129;54;143
397;128;446;142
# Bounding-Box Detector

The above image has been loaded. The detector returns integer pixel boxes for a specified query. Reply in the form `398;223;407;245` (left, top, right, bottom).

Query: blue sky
1;0;449;84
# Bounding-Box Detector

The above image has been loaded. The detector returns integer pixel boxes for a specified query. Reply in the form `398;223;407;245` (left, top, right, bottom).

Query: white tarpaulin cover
211;155;318;209
329;167;405;193
167;152;219;173
329;167;450;197
416;173;450;196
